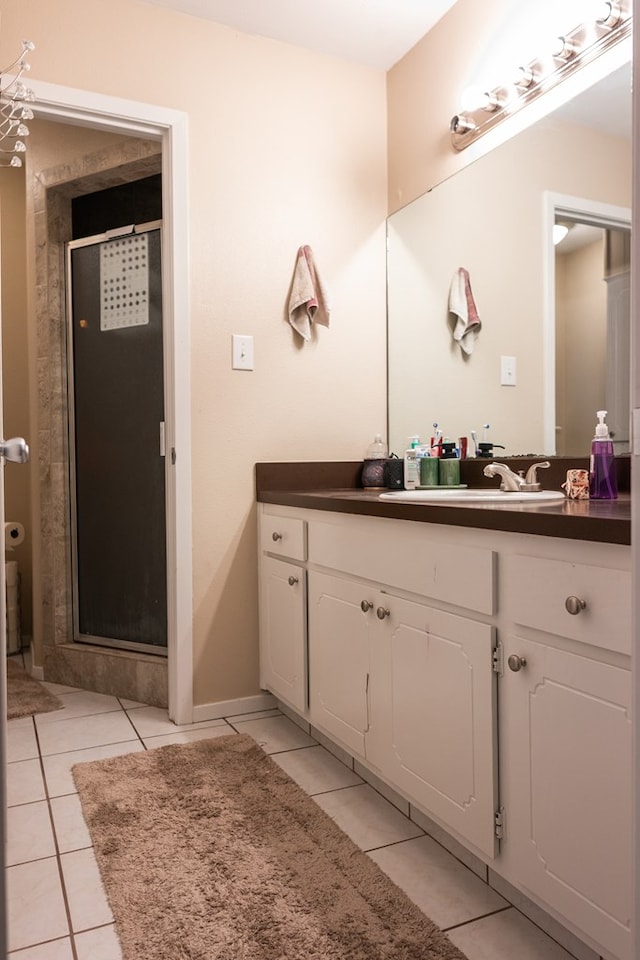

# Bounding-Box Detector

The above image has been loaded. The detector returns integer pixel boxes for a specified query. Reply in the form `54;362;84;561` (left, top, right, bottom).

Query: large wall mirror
387;51;631;459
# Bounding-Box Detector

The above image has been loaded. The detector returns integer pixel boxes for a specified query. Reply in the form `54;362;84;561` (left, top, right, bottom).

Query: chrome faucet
483;460;550;493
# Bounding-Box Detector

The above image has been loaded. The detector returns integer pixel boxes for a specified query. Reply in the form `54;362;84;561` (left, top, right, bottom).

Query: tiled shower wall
29;137;168;707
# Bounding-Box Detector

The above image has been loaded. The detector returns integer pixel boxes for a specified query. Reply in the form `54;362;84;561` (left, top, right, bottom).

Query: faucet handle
523;460;550;490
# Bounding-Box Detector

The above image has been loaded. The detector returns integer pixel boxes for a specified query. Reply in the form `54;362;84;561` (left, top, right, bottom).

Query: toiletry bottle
589;410;618;500
438;441;460;486
362;434;388;489
404;436;421;490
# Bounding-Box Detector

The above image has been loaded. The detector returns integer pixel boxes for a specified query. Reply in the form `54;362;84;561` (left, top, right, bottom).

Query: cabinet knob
376;606;390;620
360;600;373;613
508;654;527;672
287;576;298;586
565;595;586;616
272;531;283;542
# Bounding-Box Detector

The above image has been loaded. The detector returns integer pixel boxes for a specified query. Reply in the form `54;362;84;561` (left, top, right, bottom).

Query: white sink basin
379;489;566;505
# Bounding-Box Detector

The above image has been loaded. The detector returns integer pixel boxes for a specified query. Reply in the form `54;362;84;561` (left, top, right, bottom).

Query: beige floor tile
7;759;46;807
35;691;123;725
142;724;237;749
369;834;508;929
7;858;69;952
42;741;144;798
41;681;84;695
232;714;317;753
74;923;123;960
60;848;113;932
447;907;575;960
9;937;75;958
313;783;424;851
6;802;56;866
37;712;137;757
7;721;38;763
125;705;228;738
50;794;92;854
271;745;363;795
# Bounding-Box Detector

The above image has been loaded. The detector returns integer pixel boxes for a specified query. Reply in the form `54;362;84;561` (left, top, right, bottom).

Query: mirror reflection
387;60;631;458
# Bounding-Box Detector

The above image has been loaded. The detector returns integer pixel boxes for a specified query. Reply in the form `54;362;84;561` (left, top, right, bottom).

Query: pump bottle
588;410;617;500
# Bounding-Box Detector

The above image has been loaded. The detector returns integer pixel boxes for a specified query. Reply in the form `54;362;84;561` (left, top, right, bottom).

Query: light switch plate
232;334;254;371
500;355;516;386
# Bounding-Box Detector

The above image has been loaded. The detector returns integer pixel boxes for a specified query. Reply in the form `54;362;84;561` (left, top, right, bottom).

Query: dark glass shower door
68;226;167;651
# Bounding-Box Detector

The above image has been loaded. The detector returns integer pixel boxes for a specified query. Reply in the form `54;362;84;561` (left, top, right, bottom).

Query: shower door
67;223;167;652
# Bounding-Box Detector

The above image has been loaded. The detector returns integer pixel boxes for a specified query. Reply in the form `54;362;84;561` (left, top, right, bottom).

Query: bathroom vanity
257;461;631;960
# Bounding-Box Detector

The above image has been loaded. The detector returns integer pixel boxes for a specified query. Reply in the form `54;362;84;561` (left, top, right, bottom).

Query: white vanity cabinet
306;513;499;859
258;512;307;713
499;551;632;960
257;502;632;960
308;569;498;859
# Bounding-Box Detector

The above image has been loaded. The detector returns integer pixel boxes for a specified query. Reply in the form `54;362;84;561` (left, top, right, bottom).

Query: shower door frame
66;220;168;657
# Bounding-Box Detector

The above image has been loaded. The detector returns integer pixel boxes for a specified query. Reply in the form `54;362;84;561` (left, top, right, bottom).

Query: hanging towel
288;245;331;341
449;267;481;355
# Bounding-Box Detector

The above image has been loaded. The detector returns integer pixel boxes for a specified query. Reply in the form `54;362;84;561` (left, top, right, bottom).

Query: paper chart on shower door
100;233;150;331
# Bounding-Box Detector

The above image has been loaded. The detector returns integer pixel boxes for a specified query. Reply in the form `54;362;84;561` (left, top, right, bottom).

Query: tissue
5;522;25;549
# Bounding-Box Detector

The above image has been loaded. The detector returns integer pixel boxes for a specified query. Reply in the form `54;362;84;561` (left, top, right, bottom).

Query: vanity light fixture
514;66;535;89
551;36;577;61
596;1;622;27
450;2;631;151
0;40;36;168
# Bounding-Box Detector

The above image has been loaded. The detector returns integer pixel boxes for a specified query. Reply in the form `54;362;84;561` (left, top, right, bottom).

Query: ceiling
139;0;459;70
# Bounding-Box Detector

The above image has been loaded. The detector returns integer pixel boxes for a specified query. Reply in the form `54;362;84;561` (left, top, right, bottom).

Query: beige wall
0;169;32;637
0;0;387;707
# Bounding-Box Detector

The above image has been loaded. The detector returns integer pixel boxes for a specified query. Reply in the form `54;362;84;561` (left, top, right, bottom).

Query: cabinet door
367;597;498;859
259;556;307;712
501;636;631;960
308;571;372;756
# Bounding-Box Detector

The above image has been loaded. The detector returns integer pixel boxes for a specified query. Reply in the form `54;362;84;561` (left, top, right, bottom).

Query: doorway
26;82;192;722
67;221;168;654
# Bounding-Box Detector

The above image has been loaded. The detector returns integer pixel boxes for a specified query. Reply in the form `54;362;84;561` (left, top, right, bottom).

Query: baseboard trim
192;692;276;723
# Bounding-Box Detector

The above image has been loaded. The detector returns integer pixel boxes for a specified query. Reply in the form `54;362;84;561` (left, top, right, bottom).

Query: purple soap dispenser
588;410;618;500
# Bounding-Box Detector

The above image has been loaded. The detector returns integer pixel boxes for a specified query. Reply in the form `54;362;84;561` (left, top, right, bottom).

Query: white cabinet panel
259;556;307;712
308;571;371;756
368;600;498;859
501;635;631;960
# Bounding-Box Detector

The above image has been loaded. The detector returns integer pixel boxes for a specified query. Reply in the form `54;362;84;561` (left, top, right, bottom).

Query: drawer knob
508;654;527;672
565;595;587;616
360;600;373;613
287;576;298;586
272;531;283;542
376;606;390;620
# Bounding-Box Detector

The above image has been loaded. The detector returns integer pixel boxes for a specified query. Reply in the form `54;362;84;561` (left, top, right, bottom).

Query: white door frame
542;191;631;455
29;80;193;723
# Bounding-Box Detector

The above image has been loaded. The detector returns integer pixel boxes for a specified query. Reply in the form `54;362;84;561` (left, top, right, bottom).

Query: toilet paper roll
5;522;25;549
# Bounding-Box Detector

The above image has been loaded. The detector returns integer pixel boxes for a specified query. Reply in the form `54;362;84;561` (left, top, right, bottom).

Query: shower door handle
0;437;29;464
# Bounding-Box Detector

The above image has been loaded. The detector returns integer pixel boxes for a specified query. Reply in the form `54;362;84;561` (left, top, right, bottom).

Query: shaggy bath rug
73;733;469;960
6;658;63;719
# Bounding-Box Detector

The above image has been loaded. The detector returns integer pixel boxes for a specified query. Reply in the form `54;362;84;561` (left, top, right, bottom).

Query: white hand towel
288;245;331;341
449;267;481;355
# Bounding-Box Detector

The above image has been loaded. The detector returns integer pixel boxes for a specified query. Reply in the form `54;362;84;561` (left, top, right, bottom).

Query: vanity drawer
505;555;631;655
260;514;306;562
308;517;494;615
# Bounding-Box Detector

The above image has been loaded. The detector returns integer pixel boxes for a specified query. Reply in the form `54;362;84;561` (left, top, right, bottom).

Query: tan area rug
73;734;469;960
6;657;63;720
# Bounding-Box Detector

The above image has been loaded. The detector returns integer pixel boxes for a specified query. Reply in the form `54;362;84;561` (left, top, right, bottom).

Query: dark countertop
256;461;631;546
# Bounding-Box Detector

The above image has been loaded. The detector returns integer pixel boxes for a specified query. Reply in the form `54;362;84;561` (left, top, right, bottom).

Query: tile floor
6;665;585;960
